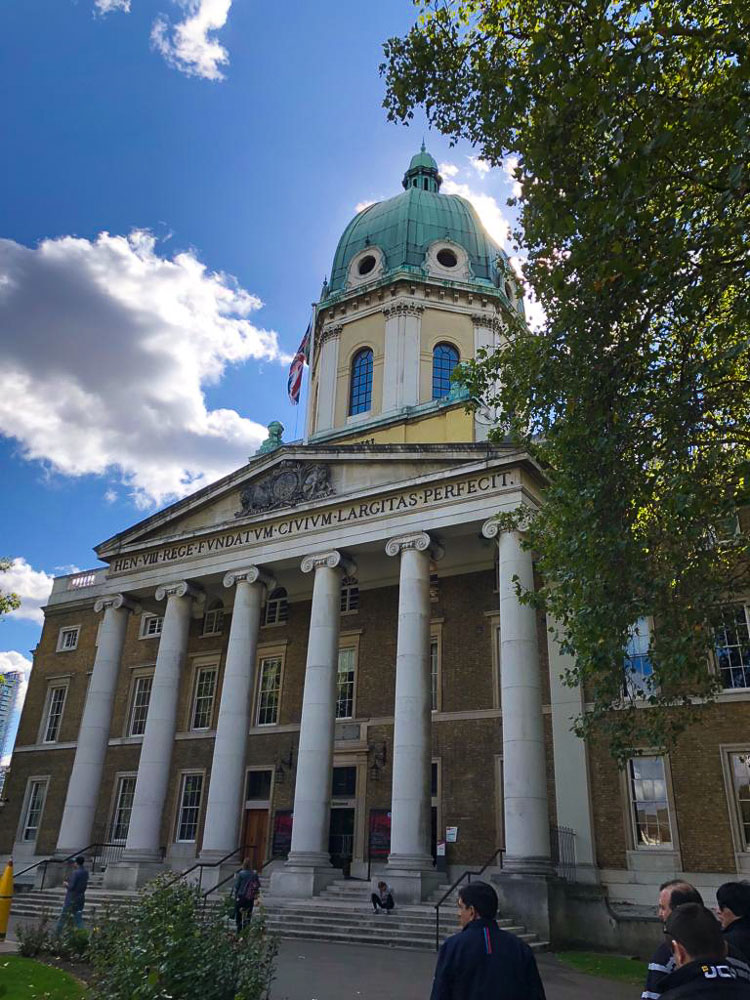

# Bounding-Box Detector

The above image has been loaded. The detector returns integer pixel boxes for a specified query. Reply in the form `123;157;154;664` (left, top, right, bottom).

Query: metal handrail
199;856;274;922
162;846;242;891
15;842;102;882
434;847;504;952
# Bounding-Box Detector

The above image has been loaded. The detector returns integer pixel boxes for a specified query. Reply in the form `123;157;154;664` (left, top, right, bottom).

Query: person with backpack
232;857;261;932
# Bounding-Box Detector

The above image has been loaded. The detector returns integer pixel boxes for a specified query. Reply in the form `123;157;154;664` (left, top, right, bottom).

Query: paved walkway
271;940;637;1000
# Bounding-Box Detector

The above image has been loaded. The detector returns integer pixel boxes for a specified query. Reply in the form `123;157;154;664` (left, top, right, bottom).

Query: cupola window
432;343;460;399
349;348;373;415
358;254;376;276
437;248;458;269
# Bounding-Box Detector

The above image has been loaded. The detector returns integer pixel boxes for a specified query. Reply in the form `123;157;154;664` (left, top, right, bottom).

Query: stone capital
93;593;138;615
482;504;536;541
382;301;424;320
471;313;505;335
300;550;356;576
319;324;343;346
223;566;275;591
385;531;444;560
154;580;203;603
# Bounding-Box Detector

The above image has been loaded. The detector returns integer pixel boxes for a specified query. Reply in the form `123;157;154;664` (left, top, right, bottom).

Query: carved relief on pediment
236;461;334;516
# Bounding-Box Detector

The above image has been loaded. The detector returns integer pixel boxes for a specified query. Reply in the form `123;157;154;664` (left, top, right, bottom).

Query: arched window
264;587;288;627
432;343;459;399
202;599;224;637
340;576;359;613
349;348;373;415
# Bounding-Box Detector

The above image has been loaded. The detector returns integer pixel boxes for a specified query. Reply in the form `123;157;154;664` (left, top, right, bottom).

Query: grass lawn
0;955;88;999
555;950;649;985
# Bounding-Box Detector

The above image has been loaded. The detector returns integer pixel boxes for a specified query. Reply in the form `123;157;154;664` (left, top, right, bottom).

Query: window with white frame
628;755;673;847
729;752;750;851
176;773;203;842
21;778;47;842
256;656;282;726
190;666;217;730
431;636;440;712
202;602;224;637
56;626;80;652
140;614;164;639
624;618;654;697
263;588;288;626
340;577;359;613
715;604;750;689
336;647;356;719
41;684;67;743
127;674;153;736
110;775;137;842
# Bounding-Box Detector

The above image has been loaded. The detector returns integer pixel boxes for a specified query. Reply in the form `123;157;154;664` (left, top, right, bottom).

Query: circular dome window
437;248;458;268
358;254;377;276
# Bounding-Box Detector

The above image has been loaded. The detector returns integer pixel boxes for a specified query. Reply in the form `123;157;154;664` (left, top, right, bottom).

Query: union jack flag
287;321;311;405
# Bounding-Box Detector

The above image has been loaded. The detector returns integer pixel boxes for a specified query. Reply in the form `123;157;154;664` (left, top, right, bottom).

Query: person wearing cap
55;855;89;934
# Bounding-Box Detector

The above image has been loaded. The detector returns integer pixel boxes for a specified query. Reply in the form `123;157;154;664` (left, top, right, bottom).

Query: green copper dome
325;146;508;297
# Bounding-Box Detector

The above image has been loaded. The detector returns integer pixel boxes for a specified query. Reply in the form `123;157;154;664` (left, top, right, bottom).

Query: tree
382;0;750;759
0;558;20;685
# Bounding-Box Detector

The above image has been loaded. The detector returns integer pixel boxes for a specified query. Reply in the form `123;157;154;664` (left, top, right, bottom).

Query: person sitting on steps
371;880;395;914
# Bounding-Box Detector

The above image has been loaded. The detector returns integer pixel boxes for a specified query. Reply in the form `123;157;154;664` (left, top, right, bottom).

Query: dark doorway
329;807;355;873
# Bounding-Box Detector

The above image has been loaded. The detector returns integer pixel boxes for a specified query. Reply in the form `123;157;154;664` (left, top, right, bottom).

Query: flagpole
303;302;317;445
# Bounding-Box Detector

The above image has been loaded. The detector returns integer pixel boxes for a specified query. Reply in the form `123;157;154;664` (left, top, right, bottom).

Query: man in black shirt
660;903;750;998
716;883;750;965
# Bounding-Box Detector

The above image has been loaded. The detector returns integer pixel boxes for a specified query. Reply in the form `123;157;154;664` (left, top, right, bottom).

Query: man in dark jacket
55;855;89;934
716;883;750;964
660;903;750;998
642;880;706;1000
430;880;545;1000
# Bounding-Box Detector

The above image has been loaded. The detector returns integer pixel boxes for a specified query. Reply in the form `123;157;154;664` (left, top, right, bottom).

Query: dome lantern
402;141;442;193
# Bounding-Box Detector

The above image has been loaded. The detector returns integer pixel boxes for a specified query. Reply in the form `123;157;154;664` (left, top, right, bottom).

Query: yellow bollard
0;859;13;940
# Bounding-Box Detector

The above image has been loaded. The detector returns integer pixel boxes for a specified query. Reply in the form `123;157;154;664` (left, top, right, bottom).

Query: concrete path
271;940;638;1000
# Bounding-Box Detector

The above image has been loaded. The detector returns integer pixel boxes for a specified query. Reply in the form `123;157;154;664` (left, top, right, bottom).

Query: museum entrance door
242;809;268;870
329;807;355;874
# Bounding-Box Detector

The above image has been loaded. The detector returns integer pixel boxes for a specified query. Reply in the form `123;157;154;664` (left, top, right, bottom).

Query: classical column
271;550;354;897
482;519;552;873
56;594;135;854
123;580;199;862
200;567;273;860
314;326;341;433
385;531;442;899
382;302;423;412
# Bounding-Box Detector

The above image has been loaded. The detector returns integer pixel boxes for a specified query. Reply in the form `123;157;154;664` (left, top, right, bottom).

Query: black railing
434;847;504;952
550;824;576;882
162;846;243;892
15;842;127;890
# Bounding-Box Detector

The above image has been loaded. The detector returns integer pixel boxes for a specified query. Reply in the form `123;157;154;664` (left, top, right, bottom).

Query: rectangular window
176;773;203;842
56;626;79;652
340;578;359;613
22;779;47;842
202;608;224;636
263;590;288;626
140;614;164;639
110;775;137;842
715;605;750;689
624;618;654;697
190;667;217;730
336;647;356;719
246;769;272;801
128;675;153;736
256;657;282;726
431;637;439;712
628;755;673;847
42;685;67;743
332;766;357;797
730;752;750;851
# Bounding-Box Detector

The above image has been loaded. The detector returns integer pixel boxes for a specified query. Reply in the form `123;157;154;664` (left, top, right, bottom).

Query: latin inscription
110;472;511;575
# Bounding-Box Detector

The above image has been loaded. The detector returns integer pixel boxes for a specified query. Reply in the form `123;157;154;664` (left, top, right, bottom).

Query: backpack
240;872;260;902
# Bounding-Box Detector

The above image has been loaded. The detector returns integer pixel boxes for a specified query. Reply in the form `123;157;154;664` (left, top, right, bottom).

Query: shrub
87;875;276;1000
52;927;90;963
15;914;52;957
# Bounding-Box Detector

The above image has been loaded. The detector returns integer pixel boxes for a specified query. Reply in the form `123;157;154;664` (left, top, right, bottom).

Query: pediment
95;442;528;559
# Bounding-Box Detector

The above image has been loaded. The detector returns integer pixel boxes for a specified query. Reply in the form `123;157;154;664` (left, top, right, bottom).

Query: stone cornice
300;550;357;576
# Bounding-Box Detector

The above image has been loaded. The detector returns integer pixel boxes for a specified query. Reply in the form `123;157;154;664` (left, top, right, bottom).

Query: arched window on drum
349;348;373;415
432;343;459;399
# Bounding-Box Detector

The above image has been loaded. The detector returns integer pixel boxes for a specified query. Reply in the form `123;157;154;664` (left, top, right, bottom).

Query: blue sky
0;0;523;758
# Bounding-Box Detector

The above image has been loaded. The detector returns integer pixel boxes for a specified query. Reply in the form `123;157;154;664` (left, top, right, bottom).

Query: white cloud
104;489;118;504
0;230;285;507
94;0;131;12
2;558;54;626
509;256;546;330
441;180;511;249
354;200;376;214
438;162;459;178
469;156;491;176
0;651;33;765
151;0;232;81
503;156;522;198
